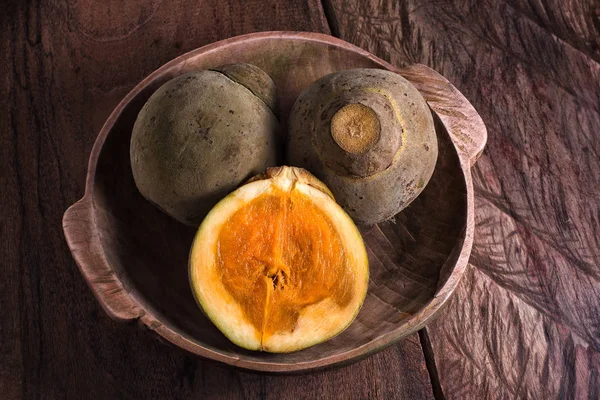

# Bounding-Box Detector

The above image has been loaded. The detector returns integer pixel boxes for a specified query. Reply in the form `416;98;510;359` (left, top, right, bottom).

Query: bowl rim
67;31;485;373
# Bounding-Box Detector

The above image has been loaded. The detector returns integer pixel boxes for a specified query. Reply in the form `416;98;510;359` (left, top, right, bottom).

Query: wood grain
1;0;437;398
329;0;600;397
506;0;600;63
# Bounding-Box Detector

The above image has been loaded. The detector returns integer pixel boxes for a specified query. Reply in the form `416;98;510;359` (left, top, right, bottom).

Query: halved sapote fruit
189;166;369;353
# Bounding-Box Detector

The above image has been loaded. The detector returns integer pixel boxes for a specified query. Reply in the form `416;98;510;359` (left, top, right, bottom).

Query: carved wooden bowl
63;32;486;373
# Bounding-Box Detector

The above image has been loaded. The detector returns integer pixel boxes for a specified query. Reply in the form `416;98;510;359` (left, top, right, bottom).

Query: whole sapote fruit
131;63;280;225
287;69;438;225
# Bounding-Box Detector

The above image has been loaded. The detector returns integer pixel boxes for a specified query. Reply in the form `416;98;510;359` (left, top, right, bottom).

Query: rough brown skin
211;63;279;115
130;64;280;225
287;68;438;225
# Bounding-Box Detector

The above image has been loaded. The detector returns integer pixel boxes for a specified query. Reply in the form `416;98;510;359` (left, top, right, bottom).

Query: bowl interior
92;35;467;365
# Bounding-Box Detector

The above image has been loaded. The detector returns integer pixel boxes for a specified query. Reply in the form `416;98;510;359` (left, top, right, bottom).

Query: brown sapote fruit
287;68;438;225
130;63;280;226
189;166;369;353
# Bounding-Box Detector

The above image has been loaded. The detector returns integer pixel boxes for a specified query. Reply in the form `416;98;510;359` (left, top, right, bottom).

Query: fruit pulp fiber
216;186;355;343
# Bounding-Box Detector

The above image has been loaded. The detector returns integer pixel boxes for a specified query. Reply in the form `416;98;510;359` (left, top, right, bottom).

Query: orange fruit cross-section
217;187;355;346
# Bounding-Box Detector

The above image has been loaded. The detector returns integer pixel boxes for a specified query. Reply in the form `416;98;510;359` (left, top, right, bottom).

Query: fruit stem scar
363;87;405;127
330;103;381;154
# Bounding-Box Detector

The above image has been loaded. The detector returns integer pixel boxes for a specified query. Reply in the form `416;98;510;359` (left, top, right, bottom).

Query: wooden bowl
63;32;486;373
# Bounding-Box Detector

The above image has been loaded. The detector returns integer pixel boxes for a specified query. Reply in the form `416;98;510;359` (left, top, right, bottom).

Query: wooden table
2;0;599;398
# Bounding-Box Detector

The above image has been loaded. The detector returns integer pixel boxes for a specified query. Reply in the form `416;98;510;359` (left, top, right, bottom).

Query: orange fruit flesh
216;186;355;345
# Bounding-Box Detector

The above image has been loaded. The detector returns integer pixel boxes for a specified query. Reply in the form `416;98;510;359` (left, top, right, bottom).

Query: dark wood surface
2;1;434;399
329;0;600;398
2;0;598;398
